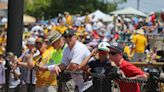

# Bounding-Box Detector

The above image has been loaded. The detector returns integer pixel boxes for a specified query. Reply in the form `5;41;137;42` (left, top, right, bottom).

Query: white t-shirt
62;41;90;65
61;41;92;92
85;23;93;33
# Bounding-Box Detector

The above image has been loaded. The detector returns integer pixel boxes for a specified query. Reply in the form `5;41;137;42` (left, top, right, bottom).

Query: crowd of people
0;11;163;92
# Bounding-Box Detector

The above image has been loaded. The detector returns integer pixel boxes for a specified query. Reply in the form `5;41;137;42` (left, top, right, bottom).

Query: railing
58;65;164;92
131;62;164;68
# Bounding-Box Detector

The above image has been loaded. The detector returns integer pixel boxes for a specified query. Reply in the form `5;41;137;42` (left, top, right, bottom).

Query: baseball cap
136;29;145;35
108;42;124;53
27;37;36;45
98;42;110;51
63;29;76;37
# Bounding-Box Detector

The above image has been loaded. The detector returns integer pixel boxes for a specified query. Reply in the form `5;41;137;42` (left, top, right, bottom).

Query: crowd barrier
58;64;164;92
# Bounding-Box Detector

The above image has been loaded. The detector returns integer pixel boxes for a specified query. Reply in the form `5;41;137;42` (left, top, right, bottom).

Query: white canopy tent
89;10;113;22
110;7;148;17
79;10;113;22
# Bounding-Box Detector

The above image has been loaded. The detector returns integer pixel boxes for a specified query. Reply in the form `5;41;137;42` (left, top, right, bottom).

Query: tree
24;0;126;19
25;0;52;19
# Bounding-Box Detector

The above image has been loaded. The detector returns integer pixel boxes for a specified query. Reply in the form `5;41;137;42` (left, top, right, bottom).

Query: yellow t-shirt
124;45;131;57
84;16;90;23
0;36;6;44
66;15;73;26
36;47;57;87
77;27;85;32
0;46;5;55
0;37;3;44
55;25;67;34
131;34;147;53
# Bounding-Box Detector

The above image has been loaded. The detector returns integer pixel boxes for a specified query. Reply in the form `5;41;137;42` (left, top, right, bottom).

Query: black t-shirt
88;59;112;92
88;59;110;73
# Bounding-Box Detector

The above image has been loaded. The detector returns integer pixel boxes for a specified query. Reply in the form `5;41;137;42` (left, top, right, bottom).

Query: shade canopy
111;7;148;17
79;10;113;22
89;10;113;22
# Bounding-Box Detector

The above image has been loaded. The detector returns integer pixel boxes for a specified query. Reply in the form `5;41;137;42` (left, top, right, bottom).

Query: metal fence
58;65;164;92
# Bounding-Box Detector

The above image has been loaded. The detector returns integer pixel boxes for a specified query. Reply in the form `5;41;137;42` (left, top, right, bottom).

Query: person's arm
130;74;147;79
39;63;66;76
0;59;5;64
58;63;66;71
38;63;66;71
17;62;28;67
17;54;34;69
78;48;97;69
16;51;28;67
10;64;21;80
52;63;67;76
78;55;92;70
122;62;148;79
13;68;21;80
16;51;27;63
66;63;79;71
67;45;95;71
16;57;23;63
17;55;28;68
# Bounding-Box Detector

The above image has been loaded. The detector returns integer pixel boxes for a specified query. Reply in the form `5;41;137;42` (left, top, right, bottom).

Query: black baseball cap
108;42;124;53
63;29;76;37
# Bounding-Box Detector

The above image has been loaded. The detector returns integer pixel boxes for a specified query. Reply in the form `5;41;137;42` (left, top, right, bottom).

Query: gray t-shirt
0;61;5;85
20;49;40;84
62;41;92;92
10;67;21;88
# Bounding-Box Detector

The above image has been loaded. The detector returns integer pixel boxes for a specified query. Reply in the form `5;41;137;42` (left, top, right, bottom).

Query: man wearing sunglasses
53;29;93;92
108;42;147;92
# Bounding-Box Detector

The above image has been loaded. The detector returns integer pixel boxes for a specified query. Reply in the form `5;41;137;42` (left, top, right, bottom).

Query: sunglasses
108;52;118;55
64;35;73;38
36;42;42;45
98;50;108;55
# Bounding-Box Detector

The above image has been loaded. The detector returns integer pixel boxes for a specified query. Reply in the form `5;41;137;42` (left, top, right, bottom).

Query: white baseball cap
98;42;110;51
136;29;145;35
27;37;36;45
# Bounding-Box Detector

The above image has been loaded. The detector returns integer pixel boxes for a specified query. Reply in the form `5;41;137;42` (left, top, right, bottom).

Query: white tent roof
111;7;148;17
89;10;113;21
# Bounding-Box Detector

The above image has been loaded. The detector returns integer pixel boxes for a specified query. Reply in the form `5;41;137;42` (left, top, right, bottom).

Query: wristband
48;65;56;71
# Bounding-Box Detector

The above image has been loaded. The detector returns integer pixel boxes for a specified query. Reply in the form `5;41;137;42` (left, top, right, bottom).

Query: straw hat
47;31;62;45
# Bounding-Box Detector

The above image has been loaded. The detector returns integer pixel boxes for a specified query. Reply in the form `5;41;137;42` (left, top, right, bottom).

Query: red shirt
151;15;156;25
92;31;99;39
114;33;119;40
118;60;145;92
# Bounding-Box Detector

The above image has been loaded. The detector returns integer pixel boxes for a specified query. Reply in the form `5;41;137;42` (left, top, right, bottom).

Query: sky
118;0;164;13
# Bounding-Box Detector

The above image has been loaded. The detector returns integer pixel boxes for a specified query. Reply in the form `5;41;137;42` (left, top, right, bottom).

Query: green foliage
24;0;126;19
25;0;52;19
